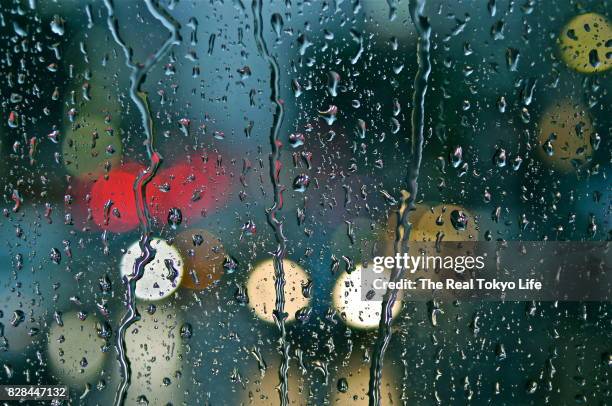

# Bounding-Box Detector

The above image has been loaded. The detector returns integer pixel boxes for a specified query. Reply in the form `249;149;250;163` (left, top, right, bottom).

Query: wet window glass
0;0;610;405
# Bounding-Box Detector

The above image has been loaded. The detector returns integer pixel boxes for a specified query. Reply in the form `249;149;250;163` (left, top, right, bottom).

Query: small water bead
301;279;313;298
449;145;463;168
180;323;193;339
292;79;303;97
270;13;283;39
237;66;251;79
192;233;204;246
289;133;305;148
223;255;239;274
497;96;507;113
493;148;507;167
328;71;340;97
293;174;310;192
234;284;248;304
337;378;349;393
295;307;312;324
8;111;18;128
167;207;183;229
50;248;61;264
450;210;469;231
241;220;256;236
318;105;338;125
50;15;65;35
10;310;25;327
164;259;180;283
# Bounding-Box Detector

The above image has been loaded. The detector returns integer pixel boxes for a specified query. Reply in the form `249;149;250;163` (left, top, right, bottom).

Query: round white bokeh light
332;263;402;330
120;238;184;301
124;305;185;404
246;258;310;323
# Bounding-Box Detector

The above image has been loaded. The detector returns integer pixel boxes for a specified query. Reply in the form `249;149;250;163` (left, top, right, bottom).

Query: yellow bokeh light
332;263;402;330
538;100;593;172
47;312;106;386
246;258;310;324
558;13;611;73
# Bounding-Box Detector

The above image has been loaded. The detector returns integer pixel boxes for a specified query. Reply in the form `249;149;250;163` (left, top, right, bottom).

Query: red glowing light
88;155;230;232
148;156;230;223
89;163;142;232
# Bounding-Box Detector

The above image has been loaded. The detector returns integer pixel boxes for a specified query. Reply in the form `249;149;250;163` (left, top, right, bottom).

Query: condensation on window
0;0;610;405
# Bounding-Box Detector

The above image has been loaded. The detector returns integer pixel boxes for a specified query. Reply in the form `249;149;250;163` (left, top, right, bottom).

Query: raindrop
450;210;469;231
223;255;239;274
337;377;349;393
50;248;62;264
328;71;340;97
180;323;193;339
289;133;305;148
271;13;283;40
167;208;183;229
293;174;310;192
493;148;507;167
449;146;463;168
